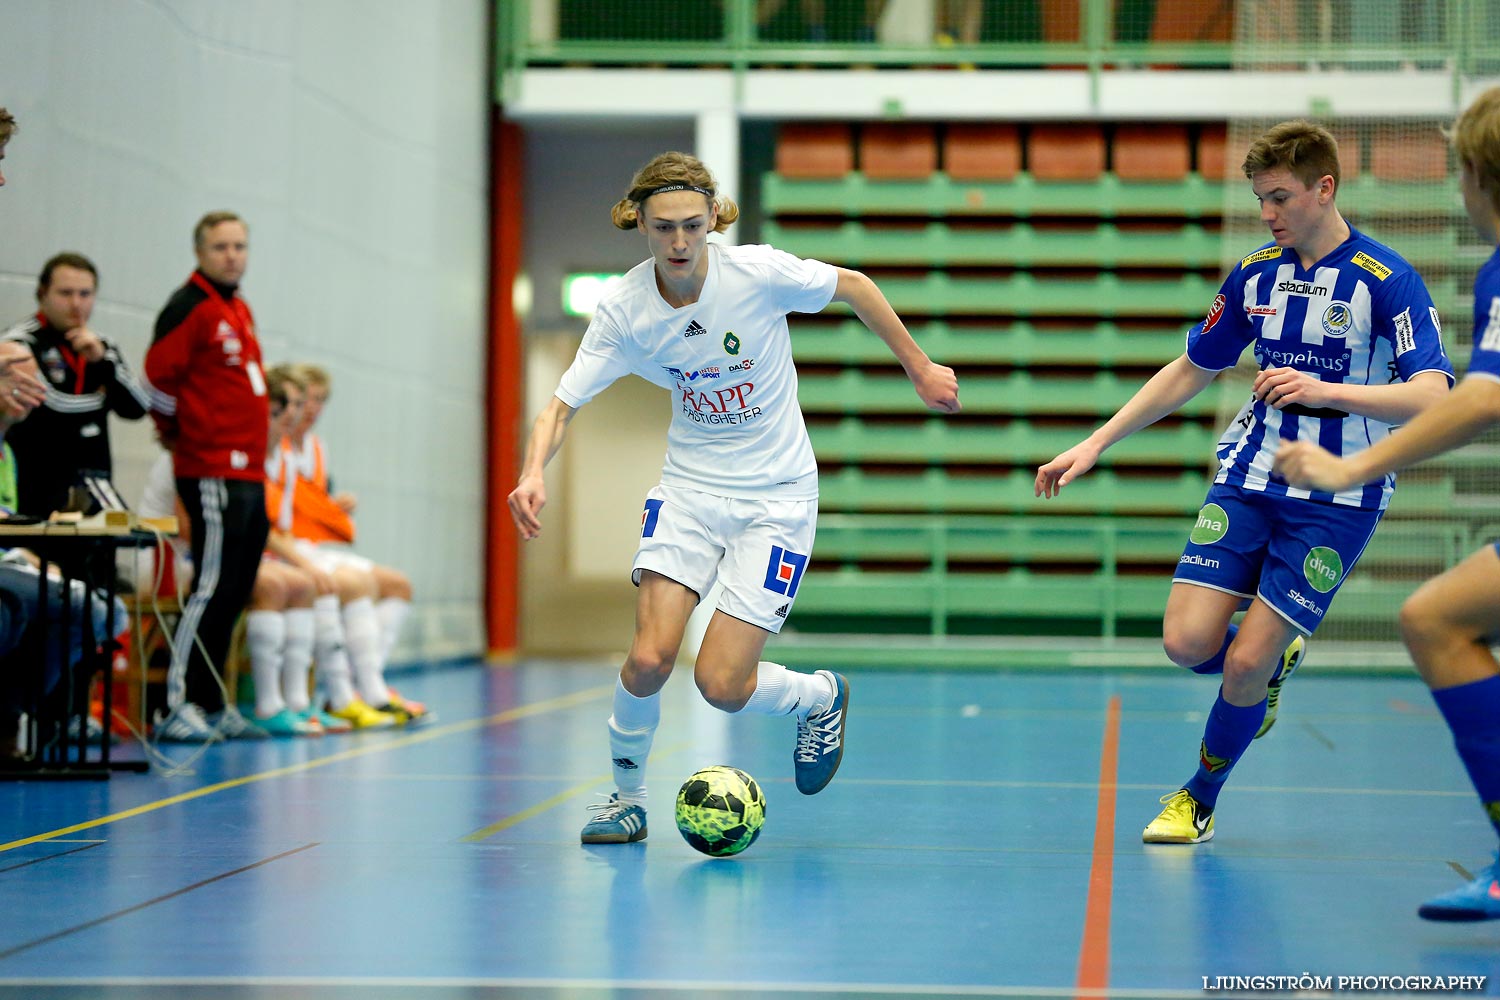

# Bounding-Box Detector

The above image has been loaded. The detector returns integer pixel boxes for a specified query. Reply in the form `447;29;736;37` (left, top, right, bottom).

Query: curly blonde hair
610;151;740;233
1453;86;1500;219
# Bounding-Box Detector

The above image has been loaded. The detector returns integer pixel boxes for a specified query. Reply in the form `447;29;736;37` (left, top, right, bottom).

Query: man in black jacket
1;252;150;516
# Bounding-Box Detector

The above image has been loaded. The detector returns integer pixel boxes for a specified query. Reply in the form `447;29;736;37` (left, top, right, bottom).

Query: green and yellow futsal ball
674;765;766;857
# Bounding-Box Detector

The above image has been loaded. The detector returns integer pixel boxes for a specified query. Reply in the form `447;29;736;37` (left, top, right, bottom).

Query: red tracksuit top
144;271;269;481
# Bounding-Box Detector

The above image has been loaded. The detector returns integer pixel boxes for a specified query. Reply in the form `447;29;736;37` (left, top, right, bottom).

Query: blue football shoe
794;670;849;795
580;793;647;844
1419;854;1500;921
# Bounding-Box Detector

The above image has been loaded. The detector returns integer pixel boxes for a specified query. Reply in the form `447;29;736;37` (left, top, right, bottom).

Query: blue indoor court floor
0;658;1496;1000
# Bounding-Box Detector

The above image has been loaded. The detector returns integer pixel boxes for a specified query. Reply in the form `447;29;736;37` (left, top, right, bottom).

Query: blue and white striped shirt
1187;226;1453;511
1465;247;1500;383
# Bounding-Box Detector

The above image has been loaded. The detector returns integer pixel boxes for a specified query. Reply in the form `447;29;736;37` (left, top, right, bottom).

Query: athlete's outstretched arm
508;396;579;540
1276;375;1500;492
1252;367;1449;424
830;267;960;413
1036;354;1219;498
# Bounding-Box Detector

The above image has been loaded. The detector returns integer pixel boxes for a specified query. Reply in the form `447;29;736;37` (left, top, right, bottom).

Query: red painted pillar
485;111;523;656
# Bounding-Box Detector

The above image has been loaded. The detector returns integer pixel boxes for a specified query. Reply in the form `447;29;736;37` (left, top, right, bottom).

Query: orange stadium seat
1028;124;1106;181
775;123;855;178
1113;124;1191;181
1039;0;1080;42
1370;128;1449;181
860;123;938;180
1197;123;1229;179
1334;129;1363;182
1150;0;1233;42
944;124;1021;181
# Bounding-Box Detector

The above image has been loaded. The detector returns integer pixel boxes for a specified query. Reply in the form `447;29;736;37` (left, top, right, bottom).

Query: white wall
0;0;491;662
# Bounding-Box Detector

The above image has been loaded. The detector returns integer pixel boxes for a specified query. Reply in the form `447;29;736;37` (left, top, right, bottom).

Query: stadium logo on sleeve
1320;302;1354;338
763;545;808;598
1351;251;1391;281
1203;294;1227;332
1240;246;1284;269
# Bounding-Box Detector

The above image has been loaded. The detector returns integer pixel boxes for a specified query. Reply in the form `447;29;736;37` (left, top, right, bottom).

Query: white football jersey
556;243;838;500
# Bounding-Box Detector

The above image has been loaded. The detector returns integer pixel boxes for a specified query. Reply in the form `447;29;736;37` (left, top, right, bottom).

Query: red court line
1076;693;1122;999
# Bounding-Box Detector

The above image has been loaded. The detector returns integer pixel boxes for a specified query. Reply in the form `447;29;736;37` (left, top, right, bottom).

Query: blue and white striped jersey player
1037;120;1453;845
507;151;961;845
1278;88;1500;921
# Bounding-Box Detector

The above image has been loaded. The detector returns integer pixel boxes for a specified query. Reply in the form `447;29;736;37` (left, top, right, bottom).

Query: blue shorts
1173;483;1383;636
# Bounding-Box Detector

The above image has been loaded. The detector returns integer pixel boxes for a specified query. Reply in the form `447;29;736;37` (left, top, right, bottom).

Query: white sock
375;597;410;668
610;677;660;805
246;610;288;719
742;662;833;718
343;597;389;706
281;608;316;714
312;594;358;710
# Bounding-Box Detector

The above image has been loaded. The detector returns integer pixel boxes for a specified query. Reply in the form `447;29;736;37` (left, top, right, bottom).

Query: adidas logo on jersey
683;320;707;338
774;603;790;618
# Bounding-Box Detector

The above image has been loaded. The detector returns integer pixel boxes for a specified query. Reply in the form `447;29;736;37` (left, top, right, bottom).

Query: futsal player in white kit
507;151;961;843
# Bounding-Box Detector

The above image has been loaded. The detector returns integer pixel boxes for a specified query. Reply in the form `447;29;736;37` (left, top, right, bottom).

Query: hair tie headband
638;183;714;202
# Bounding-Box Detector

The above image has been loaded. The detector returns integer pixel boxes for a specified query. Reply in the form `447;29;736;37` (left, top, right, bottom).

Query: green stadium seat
792;320;1185;367
798;370;1221;417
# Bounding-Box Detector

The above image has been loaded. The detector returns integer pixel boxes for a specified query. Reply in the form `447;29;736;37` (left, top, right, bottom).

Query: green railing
497;0;1498;102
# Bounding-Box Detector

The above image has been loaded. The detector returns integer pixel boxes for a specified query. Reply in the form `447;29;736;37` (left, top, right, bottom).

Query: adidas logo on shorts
774;603;789;618
683;320;707;338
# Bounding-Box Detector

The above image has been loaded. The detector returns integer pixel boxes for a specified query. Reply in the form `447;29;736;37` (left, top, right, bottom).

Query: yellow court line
461;740;691;843
0;682;614;854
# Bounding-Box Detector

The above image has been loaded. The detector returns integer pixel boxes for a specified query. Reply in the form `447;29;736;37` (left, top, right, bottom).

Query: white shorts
631;484;817;634
291;538;374;576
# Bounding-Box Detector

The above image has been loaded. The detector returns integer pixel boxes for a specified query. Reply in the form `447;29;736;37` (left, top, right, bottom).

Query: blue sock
1432;676;1500;840
1183;687;1267;810
1188;623;1238;675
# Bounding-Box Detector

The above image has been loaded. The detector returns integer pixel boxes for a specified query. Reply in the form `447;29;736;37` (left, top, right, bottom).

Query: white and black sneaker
581;793;647;844
153;703;216;743
794;670;849;795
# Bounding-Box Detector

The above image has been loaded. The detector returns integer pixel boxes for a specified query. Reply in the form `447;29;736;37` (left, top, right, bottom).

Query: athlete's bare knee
1222;642;1277;692
693;667;751;713
1162;625;1223;670
1399;589;1450;668
283;571;317;608
249;572;286;610
333;568;375;604
376;567;411;601
623;646;676;693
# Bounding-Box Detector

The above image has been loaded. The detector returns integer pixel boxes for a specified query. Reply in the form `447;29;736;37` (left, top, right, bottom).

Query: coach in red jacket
143;211;271;741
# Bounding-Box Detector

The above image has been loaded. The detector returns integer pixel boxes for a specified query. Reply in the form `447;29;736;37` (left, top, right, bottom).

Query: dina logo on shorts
763;545;808;598
1190;503;1229;545
1303;546;1343;593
